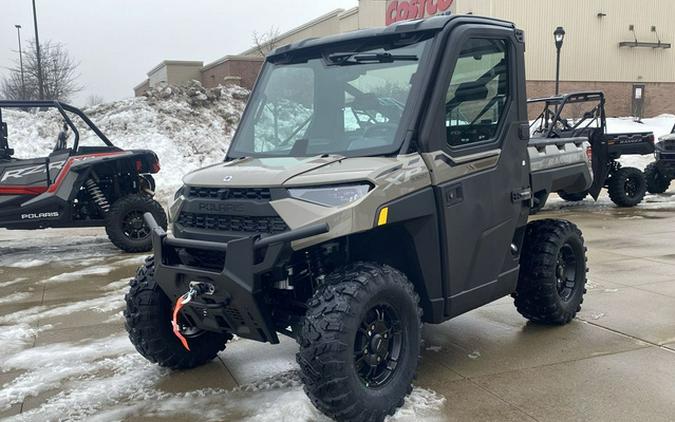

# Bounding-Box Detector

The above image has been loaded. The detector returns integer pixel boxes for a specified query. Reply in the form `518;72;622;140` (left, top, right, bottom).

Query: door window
445;38;509;148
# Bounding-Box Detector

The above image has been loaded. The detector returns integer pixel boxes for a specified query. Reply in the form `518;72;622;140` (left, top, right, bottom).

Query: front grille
188;187;272;201
178;212;289;234
186;248;226;271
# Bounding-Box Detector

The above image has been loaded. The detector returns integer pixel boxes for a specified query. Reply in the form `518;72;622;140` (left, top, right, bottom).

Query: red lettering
386;0;399;25
426;0;438;15
386;0;455;25
397;1;412;21
411;0;424;20
438;0;454;12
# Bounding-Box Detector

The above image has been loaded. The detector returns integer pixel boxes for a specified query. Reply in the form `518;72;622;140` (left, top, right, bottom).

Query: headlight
288;184;371;207
174;186;185;200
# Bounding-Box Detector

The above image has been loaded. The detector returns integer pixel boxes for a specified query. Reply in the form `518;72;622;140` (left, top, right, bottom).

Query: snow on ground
0;234;446;421
2;81;248;205
43;266;115;284
2;335;446;422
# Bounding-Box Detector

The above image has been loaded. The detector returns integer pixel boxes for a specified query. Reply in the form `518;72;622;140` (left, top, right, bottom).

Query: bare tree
85;94;105;107
1;40;82;102
252;27;281;56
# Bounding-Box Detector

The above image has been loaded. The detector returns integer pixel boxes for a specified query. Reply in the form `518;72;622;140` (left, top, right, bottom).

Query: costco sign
386;0;455;26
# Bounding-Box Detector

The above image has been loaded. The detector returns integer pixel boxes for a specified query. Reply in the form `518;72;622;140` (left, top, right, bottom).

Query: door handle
519;123;531;141
511;189;532;202
445;184;463;207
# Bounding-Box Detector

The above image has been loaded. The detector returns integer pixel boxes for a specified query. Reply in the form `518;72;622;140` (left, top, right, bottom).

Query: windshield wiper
327;52;418;66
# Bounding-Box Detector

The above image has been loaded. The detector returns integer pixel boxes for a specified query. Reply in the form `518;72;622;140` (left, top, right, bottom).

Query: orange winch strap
172;295;191;352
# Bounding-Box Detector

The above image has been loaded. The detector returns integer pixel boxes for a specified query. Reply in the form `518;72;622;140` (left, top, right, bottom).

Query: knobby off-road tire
124;257;232;369
557;190;588;202
644;162;671;194
297;263;422;422
607;167;647;207
105;194;167;253
514;219;588;325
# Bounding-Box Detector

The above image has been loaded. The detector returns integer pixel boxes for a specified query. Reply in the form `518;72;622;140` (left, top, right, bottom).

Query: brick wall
527;81;675;118
201;57;264;90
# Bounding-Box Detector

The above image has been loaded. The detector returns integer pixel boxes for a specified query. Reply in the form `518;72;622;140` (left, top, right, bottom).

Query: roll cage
0;101;116;156
528;92;607;139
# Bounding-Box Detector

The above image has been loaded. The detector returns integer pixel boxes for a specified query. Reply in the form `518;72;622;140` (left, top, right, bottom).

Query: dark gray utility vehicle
645;123;675;193
125;14;589;421
0;101;167;252
529;92;656;207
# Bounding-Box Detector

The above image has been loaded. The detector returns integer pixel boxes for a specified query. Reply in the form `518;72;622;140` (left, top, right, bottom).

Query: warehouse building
135;0;675;117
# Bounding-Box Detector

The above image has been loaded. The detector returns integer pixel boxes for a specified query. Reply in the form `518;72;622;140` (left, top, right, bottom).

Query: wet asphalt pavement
1;192;674;421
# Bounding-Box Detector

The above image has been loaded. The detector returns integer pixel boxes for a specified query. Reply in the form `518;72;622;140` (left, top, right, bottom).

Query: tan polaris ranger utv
125;14;590;422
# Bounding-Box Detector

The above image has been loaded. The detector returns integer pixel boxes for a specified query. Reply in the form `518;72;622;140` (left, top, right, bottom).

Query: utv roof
269;14;516;60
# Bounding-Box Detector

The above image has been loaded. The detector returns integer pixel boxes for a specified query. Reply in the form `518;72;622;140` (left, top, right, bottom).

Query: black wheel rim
354;304;403;388
624;177;639;198
122;210;150;240
556;244;578;302
177;314;206;339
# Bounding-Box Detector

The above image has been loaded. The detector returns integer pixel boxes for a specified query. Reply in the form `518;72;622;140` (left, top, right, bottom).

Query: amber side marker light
377;207;389;226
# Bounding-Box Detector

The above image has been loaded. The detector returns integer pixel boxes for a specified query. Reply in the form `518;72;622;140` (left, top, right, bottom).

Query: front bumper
144;213;329;344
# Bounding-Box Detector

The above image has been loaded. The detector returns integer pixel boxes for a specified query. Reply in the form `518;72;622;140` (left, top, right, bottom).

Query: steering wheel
362;123;398;140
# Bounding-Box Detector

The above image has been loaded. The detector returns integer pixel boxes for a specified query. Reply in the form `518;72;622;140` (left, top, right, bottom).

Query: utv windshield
228;37;433;158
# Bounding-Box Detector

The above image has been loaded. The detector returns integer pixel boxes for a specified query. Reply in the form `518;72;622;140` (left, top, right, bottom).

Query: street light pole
554;26;566;96
32;0;44;100
15;25;26;100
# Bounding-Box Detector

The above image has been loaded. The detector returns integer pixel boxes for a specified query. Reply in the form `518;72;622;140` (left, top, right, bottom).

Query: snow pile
3;80;249;205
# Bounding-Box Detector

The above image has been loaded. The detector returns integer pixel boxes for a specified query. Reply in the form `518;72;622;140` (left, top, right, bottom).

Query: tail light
151;159;161;173
135;159;143;172
586;146;593;161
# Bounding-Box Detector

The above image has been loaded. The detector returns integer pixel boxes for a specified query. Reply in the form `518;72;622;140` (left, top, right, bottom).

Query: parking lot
1;193;674;421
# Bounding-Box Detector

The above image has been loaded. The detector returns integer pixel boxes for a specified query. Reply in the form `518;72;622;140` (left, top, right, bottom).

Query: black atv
644;123;675;194
0;101;167;252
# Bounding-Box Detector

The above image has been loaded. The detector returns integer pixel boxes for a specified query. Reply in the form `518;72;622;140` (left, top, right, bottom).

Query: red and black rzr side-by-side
0;101;167;252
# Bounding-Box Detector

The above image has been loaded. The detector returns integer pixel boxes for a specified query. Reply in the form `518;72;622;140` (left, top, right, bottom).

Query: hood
658;133;675;143
656;134;675;152
284;156;402;186
182;155;347;187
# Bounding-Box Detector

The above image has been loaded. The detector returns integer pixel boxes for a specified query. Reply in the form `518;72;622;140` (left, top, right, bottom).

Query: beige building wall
241;10;345;56
358;0;387;27
147;61;204;86
148;65;168;86
457;0;675;83
136;0;675;115
339;8;360;33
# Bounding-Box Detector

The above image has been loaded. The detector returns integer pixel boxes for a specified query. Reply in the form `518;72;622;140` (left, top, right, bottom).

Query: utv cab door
420;25;530;318
0;150;70;197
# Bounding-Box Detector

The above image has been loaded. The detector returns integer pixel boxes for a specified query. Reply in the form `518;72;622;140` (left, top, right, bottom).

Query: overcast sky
1;0;359;105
